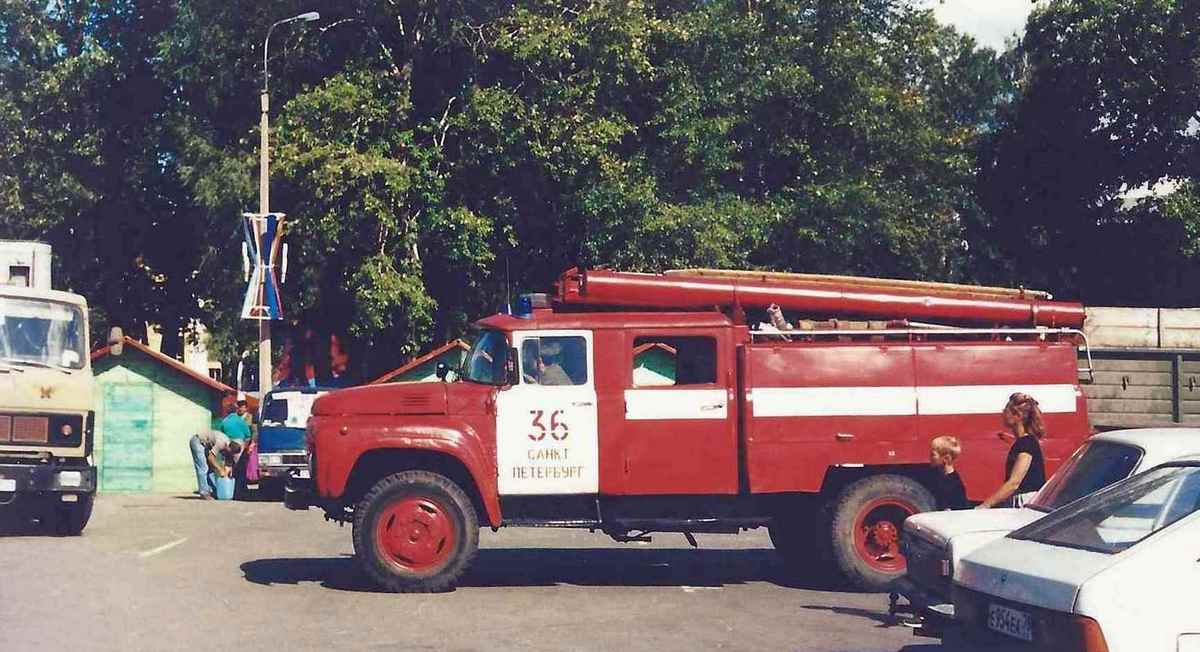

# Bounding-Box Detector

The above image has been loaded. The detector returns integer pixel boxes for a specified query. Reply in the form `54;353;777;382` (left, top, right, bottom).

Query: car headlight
258;453;282;466
57;471;82;487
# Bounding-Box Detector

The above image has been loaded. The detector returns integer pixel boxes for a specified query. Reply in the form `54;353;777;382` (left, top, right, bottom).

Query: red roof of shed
91;336;236;396
369;339;471;385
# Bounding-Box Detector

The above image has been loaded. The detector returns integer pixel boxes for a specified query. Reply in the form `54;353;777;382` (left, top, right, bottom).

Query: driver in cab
524;340;573;386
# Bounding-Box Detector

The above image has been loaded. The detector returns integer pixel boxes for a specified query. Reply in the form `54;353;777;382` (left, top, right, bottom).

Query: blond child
929;435;968;510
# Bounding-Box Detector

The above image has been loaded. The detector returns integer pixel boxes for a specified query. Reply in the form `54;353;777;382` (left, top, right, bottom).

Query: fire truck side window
632;336;716;386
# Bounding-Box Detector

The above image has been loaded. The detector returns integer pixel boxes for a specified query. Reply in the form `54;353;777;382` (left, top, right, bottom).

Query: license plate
988;603;1033;642
0;478;15;492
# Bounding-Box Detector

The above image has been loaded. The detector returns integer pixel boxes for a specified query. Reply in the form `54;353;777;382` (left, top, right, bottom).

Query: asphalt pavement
0;494;1002;652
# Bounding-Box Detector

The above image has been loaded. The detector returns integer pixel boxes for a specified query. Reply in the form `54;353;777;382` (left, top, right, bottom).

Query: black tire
352;470;479;593
40;494;94;536
827;474;935;592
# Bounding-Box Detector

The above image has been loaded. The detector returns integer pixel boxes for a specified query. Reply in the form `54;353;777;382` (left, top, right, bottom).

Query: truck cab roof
0;284;88;307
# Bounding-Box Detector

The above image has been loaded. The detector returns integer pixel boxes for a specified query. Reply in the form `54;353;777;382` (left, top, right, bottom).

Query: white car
898;428;1200;629
955;456;1200;651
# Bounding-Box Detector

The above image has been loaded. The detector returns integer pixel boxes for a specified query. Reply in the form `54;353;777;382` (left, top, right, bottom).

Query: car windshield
0;296;86;370
462;329;509;385
1010;464;1200;554
1027;440;1143;512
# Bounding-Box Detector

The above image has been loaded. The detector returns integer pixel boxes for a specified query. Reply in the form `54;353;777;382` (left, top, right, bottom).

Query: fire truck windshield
462;329;509;385
0;296;86;370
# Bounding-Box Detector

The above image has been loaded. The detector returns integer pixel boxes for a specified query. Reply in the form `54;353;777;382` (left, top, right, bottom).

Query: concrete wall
1083;308;1200;429
1085;307;1200;349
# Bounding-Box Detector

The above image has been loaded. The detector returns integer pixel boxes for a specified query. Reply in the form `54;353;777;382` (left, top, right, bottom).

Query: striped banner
241;213;285;321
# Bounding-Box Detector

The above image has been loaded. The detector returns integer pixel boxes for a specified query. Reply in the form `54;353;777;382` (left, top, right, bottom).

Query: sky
925;0;1040;51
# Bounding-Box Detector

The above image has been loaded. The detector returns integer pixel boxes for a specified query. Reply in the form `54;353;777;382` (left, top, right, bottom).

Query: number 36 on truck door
496;330;598;496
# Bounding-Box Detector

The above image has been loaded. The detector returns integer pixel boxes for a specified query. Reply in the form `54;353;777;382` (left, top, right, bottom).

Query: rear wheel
828;474;934;591
352;470;479;593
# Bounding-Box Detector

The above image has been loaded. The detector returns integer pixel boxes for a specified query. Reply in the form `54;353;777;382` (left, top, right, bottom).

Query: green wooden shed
91;337;237;493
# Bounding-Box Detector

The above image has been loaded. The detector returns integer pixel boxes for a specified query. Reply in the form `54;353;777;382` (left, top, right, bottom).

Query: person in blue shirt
221;400;252;442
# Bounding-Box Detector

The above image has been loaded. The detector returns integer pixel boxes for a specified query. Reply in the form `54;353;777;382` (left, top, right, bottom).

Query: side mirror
108;327;125;356
505;347;520;386
435;362;449;381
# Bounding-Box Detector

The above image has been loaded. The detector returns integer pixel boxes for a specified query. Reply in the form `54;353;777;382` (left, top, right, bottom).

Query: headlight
58;471;82;487
259;454;282;466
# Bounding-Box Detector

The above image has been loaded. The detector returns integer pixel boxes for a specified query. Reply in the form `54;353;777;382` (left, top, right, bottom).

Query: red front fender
310;414;501;527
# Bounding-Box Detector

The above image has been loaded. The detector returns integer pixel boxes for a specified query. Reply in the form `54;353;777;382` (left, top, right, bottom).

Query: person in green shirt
221;400;252;442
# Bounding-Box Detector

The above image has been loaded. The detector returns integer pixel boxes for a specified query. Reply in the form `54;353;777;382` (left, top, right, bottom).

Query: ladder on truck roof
555;268;1085;329
553;267;1094;381
665;268;1054;301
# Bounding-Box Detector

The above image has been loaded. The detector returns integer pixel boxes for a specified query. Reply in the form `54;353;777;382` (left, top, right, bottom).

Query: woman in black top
976;392;1047;509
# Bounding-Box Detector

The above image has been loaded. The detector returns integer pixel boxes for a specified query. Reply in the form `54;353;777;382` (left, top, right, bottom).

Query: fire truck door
619;331;738;494
495;330;599;496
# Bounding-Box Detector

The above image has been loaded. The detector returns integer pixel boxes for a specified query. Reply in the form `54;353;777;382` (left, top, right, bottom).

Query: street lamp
252;11;318;398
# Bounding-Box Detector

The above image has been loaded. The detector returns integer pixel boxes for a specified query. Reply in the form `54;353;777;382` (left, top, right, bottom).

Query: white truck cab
0;244;103;534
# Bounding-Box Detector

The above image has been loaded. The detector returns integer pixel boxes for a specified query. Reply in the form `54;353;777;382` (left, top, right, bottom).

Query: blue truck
255;386;332;493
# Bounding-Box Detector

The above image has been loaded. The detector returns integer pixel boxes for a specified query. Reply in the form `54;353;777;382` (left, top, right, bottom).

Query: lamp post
255;10;318;397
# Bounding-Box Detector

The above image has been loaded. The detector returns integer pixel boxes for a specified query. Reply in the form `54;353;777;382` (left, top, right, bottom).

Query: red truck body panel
310;382;503;527
742;340;1087;498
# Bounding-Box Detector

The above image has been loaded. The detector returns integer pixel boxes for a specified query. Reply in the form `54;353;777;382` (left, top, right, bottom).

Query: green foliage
977;0;1200;304
2;0;1197;380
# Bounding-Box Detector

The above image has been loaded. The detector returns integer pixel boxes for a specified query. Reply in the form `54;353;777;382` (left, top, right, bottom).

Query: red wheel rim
374;496;457;573
852;497;917;573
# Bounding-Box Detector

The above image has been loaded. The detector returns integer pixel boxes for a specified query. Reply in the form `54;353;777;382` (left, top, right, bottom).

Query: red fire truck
286;268;1092;592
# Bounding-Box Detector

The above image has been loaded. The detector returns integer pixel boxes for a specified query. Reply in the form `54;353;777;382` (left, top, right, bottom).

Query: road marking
681;586;721;593
140;537;187;558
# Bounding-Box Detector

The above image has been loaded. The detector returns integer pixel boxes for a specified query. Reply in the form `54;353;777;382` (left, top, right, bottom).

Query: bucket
211;474;235;501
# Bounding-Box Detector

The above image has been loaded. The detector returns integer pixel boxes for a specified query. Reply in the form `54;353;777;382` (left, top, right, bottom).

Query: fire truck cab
289;268;1092;593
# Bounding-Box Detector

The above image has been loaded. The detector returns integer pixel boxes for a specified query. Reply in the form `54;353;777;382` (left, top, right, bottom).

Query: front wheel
352;470;479;593
828;475;934;591
44;494;95;536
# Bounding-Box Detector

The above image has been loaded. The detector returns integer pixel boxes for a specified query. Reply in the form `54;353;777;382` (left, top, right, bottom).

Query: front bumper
283;474;314;511
0;462;96;494
259;465;310;479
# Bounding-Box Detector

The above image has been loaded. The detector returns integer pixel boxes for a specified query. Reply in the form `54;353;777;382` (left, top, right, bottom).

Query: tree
976;0;1200;305
0;0;1041;379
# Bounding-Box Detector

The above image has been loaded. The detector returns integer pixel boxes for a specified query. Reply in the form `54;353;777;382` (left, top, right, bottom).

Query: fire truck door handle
572;401;593;407
700;404;725;411
836;432;854;441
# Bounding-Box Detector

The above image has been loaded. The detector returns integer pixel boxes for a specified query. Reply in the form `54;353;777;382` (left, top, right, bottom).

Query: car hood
311;382;448;416
956;538;1116;612
906;508;1043;547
